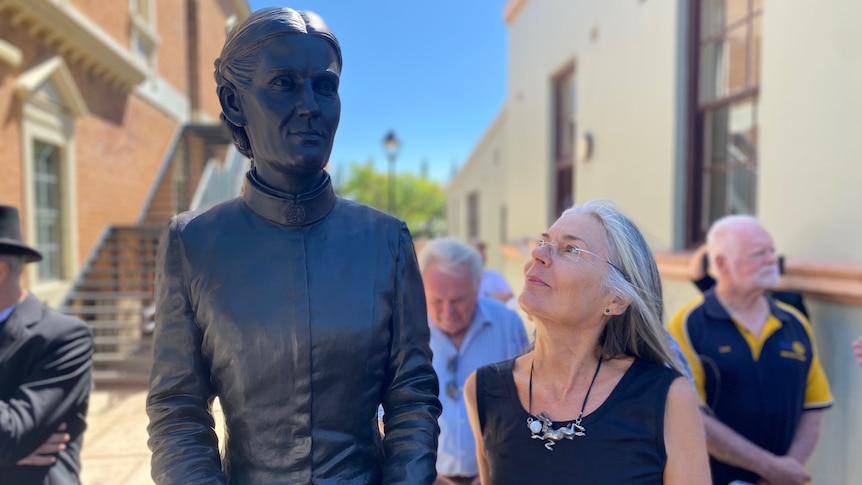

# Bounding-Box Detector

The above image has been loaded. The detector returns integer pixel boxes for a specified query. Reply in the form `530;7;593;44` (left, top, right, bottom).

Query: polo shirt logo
718;345;732;354
779;340;807;362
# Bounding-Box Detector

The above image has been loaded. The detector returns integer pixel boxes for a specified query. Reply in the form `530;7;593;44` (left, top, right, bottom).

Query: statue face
237;34;341;178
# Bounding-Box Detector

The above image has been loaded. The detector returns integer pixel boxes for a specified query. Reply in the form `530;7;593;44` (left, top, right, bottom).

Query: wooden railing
652;252;862;306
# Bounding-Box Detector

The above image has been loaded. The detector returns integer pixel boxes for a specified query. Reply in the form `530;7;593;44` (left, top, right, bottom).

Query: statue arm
146;217;226;485
379;224;442;485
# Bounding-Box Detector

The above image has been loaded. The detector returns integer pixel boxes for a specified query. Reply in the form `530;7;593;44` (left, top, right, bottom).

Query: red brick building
0;0;249;304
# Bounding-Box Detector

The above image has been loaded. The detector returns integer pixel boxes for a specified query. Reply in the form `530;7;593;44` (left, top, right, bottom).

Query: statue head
215;8;343;188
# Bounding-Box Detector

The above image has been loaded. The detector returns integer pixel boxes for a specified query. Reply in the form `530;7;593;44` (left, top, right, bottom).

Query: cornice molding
0;0;147;90
16;55;89;117
0;37;22;66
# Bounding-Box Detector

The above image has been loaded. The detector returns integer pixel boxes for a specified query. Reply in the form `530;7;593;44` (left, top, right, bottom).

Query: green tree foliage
335;160;446;238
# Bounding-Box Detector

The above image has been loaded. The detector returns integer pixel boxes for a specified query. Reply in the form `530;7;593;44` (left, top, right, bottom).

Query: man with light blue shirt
419;238;528;485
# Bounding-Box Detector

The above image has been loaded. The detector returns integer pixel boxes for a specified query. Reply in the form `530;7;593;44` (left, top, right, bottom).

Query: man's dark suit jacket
0;294;94;484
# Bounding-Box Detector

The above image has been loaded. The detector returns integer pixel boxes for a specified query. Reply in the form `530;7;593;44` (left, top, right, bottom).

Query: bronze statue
146;8;441;484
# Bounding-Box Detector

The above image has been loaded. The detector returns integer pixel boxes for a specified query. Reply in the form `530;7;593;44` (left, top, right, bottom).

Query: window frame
31;140;65;282
551;63;575;223
686;0;763;245
129;0;160;71
20;81;80;300
467;191;479;240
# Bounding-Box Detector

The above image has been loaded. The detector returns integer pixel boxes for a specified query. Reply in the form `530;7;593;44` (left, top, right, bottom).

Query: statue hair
214;8;343;159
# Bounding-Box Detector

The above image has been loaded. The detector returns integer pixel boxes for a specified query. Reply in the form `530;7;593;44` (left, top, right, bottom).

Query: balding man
668;215;832;485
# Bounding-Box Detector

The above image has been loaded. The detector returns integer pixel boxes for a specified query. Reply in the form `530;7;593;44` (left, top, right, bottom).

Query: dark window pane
702;96;757;168
35;181;47;208
552;66;575;224
728;97;757;164
555;166;573;219
691;1;761;245
703;105;729;166
702;169;728;233
554;69;575;161
727;164;756;215
32;140;63;280
38;253;51;280
37;218;52;244
467;192;479;239
500;205;507;244
700;24;748;103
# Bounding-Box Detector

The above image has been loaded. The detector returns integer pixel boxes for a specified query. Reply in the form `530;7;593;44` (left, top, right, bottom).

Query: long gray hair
213;7;342;159
562;200;679;371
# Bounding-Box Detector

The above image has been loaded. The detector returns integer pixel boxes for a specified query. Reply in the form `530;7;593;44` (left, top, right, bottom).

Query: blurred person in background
472;240;514;304
0;205;94;484
687;243;808;318
419;238;528;485
853;336;862;367
146;8;440;484
669;215;832;485
465;200;709;484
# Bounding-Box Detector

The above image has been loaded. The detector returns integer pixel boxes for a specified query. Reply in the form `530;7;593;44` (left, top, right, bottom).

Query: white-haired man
419;238;528;485
669;215;832;485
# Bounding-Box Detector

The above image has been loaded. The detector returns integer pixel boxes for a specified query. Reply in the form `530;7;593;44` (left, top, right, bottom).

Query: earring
604;308;610;313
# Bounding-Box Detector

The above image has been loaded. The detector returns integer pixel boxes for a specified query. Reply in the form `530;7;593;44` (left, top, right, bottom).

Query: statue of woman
146;8;441;484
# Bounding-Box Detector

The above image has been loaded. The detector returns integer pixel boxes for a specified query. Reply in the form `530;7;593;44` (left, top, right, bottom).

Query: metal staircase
61;225;162;384
60;124;246;386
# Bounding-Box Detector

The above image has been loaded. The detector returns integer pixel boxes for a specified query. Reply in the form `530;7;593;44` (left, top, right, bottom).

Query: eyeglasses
445;354;459;401
536;240;627;278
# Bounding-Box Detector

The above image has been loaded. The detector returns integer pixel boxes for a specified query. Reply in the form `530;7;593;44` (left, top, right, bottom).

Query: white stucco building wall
448;1;862;482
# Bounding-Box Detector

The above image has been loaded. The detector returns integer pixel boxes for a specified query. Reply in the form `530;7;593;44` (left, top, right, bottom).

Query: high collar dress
147;170;441;485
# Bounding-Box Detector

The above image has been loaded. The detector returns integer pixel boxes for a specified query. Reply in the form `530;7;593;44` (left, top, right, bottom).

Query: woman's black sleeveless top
476;358;679;485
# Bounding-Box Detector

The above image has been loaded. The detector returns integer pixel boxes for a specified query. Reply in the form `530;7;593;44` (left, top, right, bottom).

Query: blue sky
247;0;509;183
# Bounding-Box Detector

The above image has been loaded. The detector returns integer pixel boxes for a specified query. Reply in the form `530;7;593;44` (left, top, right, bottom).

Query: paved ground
80;386;224;485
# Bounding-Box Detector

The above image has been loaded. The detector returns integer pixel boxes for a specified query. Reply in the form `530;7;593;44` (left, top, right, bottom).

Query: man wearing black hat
0;205;94;484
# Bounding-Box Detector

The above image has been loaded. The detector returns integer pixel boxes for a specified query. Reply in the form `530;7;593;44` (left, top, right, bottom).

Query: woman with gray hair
465;200;709;484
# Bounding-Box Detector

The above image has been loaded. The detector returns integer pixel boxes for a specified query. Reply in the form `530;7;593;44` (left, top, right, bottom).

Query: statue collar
242;168;336;227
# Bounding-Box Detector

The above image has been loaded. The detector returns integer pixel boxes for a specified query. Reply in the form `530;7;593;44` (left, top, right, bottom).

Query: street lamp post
382;130;400;215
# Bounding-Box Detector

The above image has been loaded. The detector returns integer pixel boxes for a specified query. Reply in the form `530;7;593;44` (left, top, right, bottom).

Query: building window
17;57;84;298
467;192;479;240
130;0;159;70
688;0;762;243
134;0;152;23
32;141;64;282
552;64;575;221
500;205;507;244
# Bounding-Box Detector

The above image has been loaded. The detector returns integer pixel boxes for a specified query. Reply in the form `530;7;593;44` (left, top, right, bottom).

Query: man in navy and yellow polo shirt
668;215;832;485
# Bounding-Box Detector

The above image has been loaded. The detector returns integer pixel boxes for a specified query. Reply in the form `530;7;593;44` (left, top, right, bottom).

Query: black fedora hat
0;205;43;263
